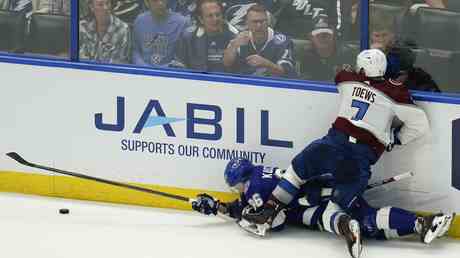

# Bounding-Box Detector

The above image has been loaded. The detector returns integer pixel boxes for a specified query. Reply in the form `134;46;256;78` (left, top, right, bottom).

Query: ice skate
338;214;362;258
419;213;456;244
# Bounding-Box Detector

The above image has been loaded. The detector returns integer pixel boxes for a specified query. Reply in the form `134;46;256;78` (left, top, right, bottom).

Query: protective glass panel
0;0;70;58
369;0;458;94
78;0;357;83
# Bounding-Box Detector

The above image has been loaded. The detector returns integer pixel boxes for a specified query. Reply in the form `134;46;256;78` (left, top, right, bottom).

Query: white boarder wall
0;61;459;213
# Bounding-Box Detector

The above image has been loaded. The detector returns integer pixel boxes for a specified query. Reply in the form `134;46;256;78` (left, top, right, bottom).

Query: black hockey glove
242;197;284;226
386;127;402;152
191;193;220;215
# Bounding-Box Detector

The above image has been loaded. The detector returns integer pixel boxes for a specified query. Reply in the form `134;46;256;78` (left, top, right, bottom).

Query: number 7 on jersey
351;100;370;121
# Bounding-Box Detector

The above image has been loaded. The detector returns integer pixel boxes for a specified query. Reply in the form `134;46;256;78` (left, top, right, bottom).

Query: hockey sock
376;207;417;238
272;166;304;205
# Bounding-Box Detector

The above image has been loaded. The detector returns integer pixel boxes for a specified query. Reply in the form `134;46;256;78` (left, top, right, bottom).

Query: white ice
0;192;458;258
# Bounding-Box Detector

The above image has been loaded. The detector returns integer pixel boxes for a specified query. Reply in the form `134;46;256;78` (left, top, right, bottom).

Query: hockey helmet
224;158;254;187
356;49;387;78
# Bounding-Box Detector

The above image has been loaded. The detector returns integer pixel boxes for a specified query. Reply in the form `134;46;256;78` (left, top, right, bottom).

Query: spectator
132;0;188;67
223;4;296;78
111;0;146;24
274;0;352;40
79;0;131;64
34;0;70;15
79;0;146;24
5;0;32;12
173;0;238;72
168;0;195;23
300;15;354;82
370;11;440;92
221;0;278;32
422;0;446;8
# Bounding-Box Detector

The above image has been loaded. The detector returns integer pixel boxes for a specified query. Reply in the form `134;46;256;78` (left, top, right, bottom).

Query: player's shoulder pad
273;33;287;45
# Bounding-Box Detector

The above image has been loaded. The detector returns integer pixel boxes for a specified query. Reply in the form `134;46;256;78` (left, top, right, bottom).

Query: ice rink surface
0;192;458;258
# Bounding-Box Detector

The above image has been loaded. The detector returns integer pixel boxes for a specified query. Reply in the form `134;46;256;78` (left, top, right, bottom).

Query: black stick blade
6;152;31;166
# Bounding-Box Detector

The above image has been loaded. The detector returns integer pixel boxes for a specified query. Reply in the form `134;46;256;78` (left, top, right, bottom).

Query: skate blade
237;219;269;237
349;220;362;258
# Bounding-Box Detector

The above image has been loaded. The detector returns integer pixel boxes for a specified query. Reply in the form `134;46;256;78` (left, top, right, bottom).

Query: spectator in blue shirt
132;0;188;67
223;4;297;78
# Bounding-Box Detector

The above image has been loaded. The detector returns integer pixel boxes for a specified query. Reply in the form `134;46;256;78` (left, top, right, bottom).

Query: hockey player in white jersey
241;49;432;258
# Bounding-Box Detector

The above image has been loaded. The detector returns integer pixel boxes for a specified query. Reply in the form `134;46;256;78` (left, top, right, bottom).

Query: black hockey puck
59;208;69;214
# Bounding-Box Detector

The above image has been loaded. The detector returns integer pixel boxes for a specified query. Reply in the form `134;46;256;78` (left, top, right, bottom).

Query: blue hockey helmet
224;158;254;187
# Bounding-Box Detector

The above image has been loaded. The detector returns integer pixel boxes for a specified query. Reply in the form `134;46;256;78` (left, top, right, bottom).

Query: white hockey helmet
356;49;387;78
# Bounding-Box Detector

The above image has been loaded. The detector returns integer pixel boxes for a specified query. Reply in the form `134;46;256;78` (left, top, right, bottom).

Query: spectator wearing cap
299;14;354;82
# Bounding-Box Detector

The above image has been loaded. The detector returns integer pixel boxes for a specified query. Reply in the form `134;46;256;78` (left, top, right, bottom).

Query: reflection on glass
367;1;460;93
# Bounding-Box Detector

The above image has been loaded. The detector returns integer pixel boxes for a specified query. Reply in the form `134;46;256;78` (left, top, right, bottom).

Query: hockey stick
297;171;414;207
366;171;414;190
6;152;193;203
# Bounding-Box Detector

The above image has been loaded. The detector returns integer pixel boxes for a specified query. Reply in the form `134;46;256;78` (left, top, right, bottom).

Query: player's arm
191;193;243;220
246;54;286;76
223;31;250;70
268;38;296;77
392;101;430;145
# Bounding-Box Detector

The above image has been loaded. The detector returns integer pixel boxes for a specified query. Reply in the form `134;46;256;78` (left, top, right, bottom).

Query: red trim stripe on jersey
333;117;385;158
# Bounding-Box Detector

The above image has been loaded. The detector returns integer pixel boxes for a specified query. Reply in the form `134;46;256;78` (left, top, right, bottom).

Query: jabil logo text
94;96;293;148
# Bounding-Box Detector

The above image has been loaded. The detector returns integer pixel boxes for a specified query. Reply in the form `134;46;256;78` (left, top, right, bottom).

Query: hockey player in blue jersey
191;158;328;235
192;158;455;258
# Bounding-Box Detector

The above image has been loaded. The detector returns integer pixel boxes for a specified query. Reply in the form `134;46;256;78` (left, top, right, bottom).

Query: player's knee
281;165;305;189
375;206;392;230
322;201;345;234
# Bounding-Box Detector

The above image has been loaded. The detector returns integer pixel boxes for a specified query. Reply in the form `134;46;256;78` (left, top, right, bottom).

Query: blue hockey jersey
232;28;297;78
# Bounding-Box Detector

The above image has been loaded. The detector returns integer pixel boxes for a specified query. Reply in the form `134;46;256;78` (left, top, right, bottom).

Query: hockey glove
238;205;287;237
242;197;285;226
386;127;402;152
191;193;220;215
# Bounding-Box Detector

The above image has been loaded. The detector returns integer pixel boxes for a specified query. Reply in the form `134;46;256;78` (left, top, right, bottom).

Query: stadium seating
27;13;70;55
370;2;406;31
413;48;452;91
412;7;460;51
0;9;26;52
447;51;460;91
447;1;460;12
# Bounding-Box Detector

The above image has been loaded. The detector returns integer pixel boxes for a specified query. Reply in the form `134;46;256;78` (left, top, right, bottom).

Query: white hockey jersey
333;70;429;157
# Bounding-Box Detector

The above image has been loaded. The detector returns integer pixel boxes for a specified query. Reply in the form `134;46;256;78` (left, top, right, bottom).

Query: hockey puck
59;208;69;214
